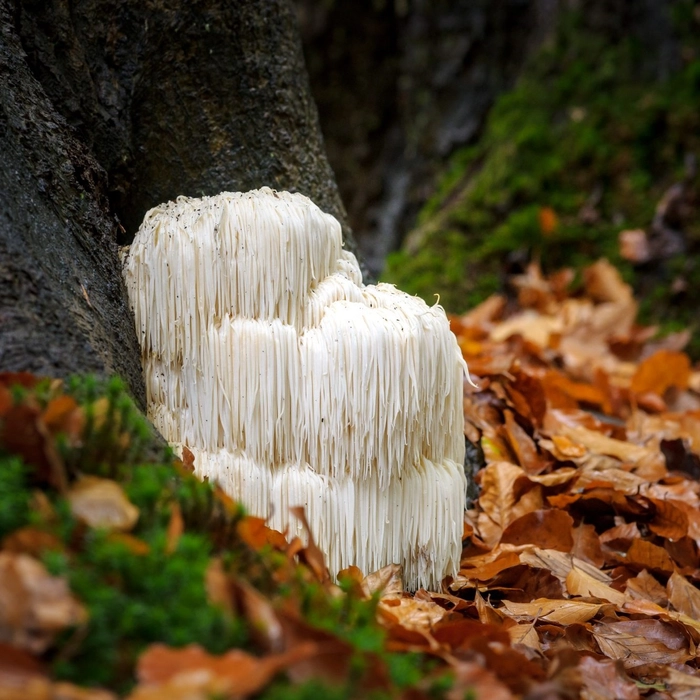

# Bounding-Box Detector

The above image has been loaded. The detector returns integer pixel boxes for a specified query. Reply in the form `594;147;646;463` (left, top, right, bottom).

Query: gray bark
1;0;349;405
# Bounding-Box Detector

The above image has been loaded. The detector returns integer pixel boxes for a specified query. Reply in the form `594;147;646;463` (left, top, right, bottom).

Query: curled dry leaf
592;619;692;668
131;643;317;700
631;350;691;396
578;655;641;700
0;552;86;653
565;566;626;605
501;598;602;625
67;476;139;532
667;571;700;620
500;509;574;551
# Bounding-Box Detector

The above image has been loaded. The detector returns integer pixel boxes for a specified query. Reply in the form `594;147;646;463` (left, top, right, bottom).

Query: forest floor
2;259;700;699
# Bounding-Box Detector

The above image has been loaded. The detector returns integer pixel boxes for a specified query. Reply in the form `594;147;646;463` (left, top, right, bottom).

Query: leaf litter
3;259;700;697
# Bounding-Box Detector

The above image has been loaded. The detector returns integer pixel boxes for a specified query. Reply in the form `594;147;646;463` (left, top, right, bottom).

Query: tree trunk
0;0;349;405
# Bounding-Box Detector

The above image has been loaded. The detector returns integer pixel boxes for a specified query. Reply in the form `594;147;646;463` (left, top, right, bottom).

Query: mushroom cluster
123;188;467;590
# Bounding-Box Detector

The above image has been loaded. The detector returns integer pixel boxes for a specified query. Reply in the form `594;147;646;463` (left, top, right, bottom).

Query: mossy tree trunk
0;0;349;406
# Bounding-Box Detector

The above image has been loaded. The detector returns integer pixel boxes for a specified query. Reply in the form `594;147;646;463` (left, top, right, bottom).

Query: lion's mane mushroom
123;188;467;590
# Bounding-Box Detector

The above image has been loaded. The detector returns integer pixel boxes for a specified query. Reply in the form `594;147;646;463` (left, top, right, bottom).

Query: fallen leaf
1;528;63;557
501;598;602;624
503;410;545;473
571;522;605;568
619;228;651;264
165;502;184;554
648;497;689;540
232;579;284;652
631;350;691;396
578;655;641;700
289;507;330;584
0;552;86;653
362;564;403;598
592;619;691;668
132;643;317;699
624;569;668;606
476;462;526;544
379;596;447;632
42;395;84;443
565;566;626;605
667;571;700;620
500;509;574;551
459;550;521;582
625;539;675;575
67;476;139;532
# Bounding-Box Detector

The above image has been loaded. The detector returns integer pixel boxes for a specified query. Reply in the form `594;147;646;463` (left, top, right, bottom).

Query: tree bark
1;0;349;405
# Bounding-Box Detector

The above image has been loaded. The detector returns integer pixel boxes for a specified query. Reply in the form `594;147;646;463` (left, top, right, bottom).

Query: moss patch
383;4;700;352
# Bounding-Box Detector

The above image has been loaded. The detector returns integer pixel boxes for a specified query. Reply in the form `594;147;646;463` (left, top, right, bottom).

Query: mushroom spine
123;188;467;590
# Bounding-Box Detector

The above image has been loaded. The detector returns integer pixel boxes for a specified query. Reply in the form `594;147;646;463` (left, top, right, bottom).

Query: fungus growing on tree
122;188;467;590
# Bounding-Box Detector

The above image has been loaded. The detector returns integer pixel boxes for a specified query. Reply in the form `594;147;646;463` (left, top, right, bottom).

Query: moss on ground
0;375;454;698
383;3;700;354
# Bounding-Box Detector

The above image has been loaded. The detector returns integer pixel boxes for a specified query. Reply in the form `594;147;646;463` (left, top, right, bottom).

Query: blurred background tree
298;0;700;350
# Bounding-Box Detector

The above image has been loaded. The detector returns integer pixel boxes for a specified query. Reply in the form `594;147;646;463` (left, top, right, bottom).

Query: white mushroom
123;188;467;590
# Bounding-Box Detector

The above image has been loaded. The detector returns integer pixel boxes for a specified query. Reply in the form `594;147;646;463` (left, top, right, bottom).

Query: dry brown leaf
232;579;284;652
448;660;515;700
236;516;287;551
378;596;447;632
362;564;403;598
132;643;317;699
500;509;574;551
0;552;86;653
631;350;691;396
476;462;524;544
565;566;626;605
67;476;139;532
668;571;700;620
2;527;63;557
289;507;330;584
507;621;541;651
501;598;602;624
624;570;668;606
625;539;675;574
165;502;184;554
519;547;611;585
571;522;605;568
490;310;563;347
657;666;700;700
583;259;634;305
592;619;691;668
558;425;651;464
578;655;641;700
648;497;689;540
42;395;85;443
503;410;543;473
459;550;521;582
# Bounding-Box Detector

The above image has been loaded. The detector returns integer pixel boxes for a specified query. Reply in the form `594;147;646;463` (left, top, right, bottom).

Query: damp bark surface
0;0;350;403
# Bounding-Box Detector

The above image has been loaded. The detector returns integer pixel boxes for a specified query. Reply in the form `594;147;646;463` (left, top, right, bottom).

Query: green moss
383;3;700;348
0;455;30;538
0;375;456;698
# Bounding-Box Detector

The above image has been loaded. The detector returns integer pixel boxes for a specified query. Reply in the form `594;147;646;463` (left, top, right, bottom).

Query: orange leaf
237;516;273;550
460;551;521;582
503;411;544;474
500;509;574;551
165;503;184;554
648;498;688;540
625;539;675;574
289;506;330;583
538;207;558;236
133;643;316;699
631;350;691;396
